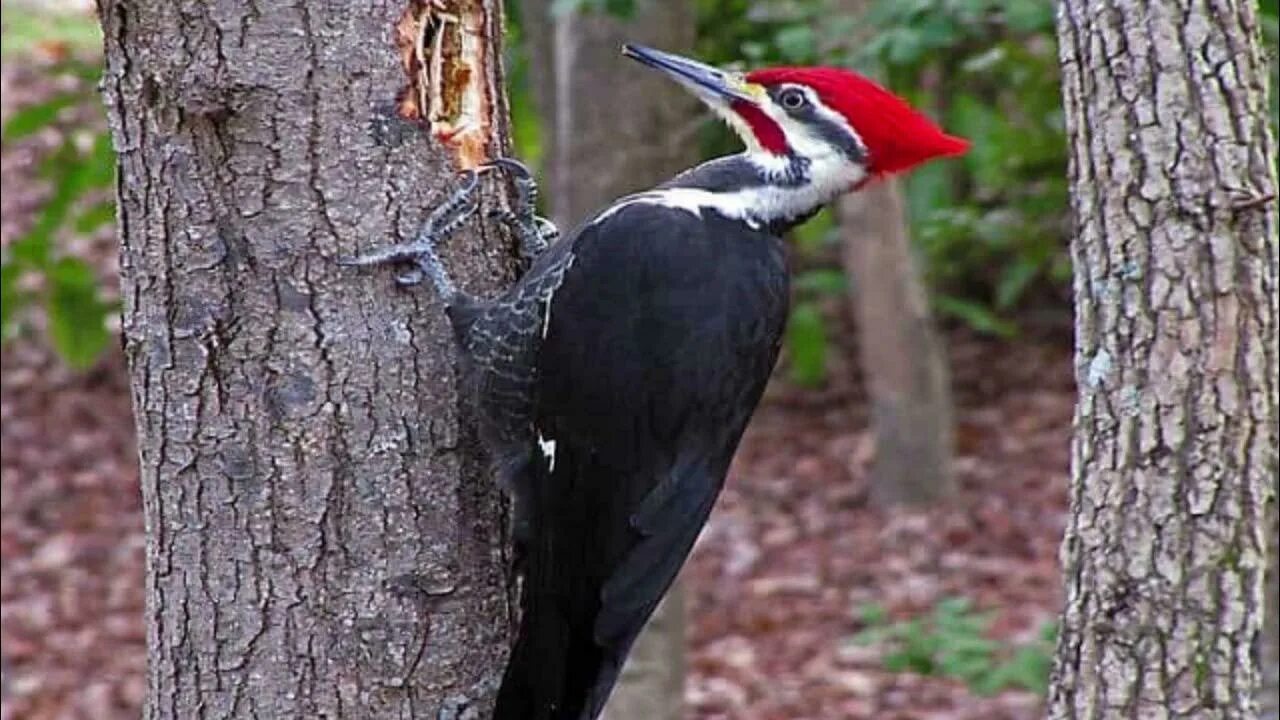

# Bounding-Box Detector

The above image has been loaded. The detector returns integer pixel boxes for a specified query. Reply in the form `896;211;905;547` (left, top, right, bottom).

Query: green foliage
865;0;1069;333
784;210;845;387
45;257;113;368
502;2;544;171
1262;0;1280;139
853;597;1057;696
1;57;117;369
710;0;1069;340
785;301;828;387
550;0;636;19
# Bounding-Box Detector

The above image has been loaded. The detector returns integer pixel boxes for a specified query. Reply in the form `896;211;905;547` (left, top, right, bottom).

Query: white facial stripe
588;80;870;228
760;84;864;163
590;164;863;229
706;102;769;155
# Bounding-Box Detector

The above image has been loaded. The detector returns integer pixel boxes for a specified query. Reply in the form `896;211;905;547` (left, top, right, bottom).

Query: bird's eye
780;89;807;110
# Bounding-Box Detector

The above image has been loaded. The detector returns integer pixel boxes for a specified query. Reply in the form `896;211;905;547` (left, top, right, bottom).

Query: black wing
494;202;789;720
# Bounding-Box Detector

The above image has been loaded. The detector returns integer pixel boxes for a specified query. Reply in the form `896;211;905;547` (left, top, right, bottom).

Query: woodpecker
342;45;966;720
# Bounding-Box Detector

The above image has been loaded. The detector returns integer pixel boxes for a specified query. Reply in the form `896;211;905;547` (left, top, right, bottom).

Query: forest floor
0;319;1074;720
1;54;1075;720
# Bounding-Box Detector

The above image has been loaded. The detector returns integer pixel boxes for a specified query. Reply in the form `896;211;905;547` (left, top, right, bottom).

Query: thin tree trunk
98;1;516;716
519;2;698;717
839;180;956;506
536;0;699;230
1051;1;1278;718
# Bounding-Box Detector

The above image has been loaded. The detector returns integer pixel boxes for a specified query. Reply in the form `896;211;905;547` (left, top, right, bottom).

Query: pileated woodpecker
343;45;966;720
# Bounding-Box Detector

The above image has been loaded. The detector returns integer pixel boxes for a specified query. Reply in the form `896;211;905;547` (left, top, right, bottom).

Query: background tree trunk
1051;1;1278;718
839;180;956;506
531;0;699;230
98;1;515;716
831;0;954;507
519;2;698;718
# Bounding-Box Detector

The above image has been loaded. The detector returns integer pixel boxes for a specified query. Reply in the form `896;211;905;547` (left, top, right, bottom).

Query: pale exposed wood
98;1;517;716
1050;1;1278;717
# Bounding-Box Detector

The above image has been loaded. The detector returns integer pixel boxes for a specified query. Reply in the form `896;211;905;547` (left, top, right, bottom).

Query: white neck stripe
590;152;863;230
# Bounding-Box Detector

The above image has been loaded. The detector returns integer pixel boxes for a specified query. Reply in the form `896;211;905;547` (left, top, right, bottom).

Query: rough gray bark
1051;1;1279;718
839;180;956;506
1263;506;1279;718
98;1;516;717
518;2;698;717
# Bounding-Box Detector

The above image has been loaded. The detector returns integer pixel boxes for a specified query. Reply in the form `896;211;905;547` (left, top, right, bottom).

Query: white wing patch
537;431;557;473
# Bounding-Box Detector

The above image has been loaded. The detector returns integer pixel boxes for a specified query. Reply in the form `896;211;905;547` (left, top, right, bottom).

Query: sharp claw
396;268;425;286
480;157;534;181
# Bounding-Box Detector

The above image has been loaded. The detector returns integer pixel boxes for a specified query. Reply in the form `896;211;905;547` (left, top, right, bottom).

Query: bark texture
1263;506;1279;718
519;2;698;717
99;1;516;717
839;180;956;506
1051;1;1279;718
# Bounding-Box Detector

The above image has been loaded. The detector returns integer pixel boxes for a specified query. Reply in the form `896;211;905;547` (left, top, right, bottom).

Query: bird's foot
481;157;560;265
337;170;482;299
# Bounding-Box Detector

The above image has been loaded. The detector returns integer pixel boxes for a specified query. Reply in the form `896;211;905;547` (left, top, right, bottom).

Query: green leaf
948;94;1012;192
550;0;634;17
885;27;927;66
73;200;116;234
773;24;816;63
2;93;83;143
785;301;828;387
1;262;28;342
794;268;847;296
12;154;86;268
858;602;889;626
1001;645;1053;693
45;257;111;369
83;133;117;189
791;207;836;254
999;0;1055;32
851;627;890;646
938;653;995;683
995;257;1040;309
934;596;976;617
934;295;1018;338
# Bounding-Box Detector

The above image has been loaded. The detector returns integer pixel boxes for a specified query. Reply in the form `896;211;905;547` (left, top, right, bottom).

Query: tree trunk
839;180;956;506
1263;506;1279;718
1051;2;1278;718
98;1;516;717
519;2;699;718
535;0;700;230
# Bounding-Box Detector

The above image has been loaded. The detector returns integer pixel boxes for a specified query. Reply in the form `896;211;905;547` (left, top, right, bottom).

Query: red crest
745;67;968;175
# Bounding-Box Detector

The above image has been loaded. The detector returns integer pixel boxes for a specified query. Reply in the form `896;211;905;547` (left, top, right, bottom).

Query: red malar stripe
731;100;789;155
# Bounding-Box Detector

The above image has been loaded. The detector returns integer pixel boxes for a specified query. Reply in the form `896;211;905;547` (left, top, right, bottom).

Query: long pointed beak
622;44;756;104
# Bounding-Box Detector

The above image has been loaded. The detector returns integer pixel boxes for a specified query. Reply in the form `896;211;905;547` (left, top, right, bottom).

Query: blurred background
1;0;1276;718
